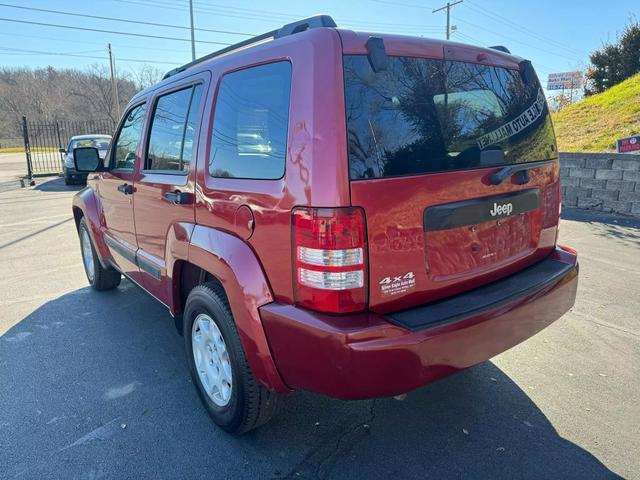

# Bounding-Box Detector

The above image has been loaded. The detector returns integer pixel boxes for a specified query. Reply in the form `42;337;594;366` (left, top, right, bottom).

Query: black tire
64;176;73;185
78;217;121;290
184;282;278;435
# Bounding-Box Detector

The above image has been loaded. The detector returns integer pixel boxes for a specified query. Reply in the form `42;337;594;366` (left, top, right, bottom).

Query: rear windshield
344;55;556;180
70;138;110;150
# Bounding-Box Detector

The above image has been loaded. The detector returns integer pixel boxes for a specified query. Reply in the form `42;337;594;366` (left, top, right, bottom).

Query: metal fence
22;116;115;180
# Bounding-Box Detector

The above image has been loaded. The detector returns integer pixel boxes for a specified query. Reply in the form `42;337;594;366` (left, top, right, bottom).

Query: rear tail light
542;180;561;229
292;207;367;313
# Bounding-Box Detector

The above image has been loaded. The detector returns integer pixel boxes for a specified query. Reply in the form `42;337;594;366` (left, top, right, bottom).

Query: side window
147;84;203;172
112;103;147;170
209;62;291;179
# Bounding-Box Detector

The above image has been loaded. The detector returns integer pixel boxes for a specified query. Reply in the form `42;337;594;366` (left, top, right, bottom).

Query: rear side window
112;103;147;170
209;61;291;179
147;84;203;172
344;55;556;179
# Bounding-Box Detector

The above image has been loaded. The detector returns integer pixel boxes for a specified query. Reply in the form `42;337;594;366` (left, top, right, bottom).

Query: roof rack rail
489;45;511;54
163;15;337;80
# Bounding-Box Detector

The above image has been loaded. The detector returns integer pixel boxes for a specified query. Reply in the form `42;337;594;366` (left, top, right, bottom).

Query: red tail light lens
542;180;561;229
292;207;367;313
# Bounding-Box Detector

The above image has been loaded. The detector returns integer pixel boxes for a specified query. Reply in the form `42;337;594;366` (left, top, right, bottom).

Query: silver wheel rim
81;229;95;282
191;313;233;407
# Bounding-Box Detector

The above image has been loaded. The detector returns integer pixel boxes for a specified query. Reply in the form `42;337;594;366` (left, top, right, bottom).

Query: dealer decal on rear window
476;89;545;150
379;272;416;296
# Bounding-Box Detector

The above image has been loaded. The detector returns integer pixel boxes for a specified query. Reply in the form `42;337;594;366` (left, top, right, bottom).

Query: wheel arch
72;188;111;267
173;225;287;393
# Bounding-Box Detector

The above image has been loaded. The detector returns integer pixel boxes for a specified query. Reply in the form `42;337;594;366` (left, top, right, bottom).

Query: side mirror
74;147;103;172
58;147;66;153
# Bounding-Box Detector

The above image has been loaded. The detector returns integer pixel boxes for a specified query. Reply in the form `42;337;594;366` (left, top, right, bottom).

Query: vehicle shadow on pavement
33;176;84;192
563;207;640;246
1;281;621;480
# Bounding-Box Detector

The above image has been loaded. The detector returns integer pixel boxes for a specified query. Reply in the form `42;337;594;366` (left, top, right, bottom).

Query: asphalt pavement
0;163;637;479
0;152;27;192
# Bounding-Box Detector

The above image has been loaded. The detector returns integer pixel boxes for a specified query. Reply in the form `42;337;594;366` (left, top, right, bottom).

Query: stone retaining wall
560;152;640;216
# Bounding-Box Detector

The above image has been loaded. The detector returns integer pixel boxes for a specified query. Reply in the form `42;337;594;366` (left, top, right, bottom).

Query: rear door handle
490;160;554;185
163;190;191;205
117;183;133;194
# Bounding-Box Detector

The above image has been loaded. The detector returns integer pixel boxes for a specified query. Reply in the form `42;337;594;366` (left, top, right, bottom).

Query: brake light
292;207;367;313
542;180;561;229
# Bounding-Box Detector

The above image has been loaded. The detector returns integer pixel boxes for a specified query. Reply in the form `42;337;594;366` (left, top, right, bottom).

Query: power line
0;46;178;65
451;31;485;46
462;1;582;56
448;31;559;74
0;3;253;36
0;29;196;54
114;0;445;32
191;0;447;30
369;0;431;8
0;47;104;55
454;17;577;61
0;17;232;45
367;0;582;58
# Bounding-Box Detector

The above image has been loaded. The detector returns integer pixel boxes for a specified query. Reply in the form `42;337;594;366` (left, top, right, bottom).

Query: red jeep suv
71;16;578;434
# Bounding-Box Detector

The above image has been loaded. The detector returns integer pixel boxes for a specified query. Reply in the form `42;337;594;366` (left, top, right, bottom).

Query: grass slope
552;72;640;152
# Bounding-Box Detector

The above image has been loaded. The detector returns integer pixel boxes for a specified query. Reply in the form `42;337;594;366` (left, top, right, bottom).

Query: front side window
146;85;203;172
344;55;556;179
112;103;147;170
209;61;291;179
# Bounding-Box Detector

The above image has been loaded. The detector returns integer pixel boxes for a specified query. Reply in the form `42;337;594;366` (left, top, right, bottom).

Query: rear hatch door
343;45;560;313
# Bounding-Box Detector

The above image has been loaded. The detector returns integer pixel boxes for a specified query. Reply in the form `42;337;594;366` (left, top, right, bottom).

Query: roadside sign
547;71;583;90
617;134;640;153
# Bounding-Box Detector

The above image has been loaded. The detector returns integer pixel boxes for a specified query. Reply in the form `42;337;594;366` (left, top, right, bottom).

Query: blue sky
0;0;637;91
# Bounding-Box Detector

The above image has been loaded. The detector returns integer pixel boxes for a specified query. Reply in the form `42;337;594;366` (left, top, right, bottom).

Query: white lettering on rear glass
477;89;546;150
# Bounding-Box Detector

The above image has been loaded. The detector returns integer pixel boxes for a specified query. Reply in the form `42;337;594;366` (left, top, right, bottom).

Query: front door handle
117;183;133;195
163;190;192;205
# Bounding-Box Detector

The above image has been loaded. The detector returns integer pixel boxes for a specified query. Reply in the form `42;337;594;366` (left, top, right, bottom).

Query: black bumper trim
385;256;576;332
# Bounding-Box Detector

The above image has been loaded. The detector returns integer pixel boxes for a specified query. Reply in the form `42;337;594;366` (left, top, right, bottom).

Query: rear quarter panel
193;28;351;304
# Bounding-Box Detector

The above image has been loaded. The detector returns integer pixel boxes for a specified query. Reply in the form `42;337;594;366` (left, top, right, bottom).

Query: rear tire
64;176;73;185
79;217;121;290
184;282;278;434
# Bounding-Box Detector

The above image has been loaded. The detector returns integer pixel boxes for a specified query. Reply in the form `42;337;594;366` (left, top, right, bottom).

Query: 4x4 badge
379;272;416;296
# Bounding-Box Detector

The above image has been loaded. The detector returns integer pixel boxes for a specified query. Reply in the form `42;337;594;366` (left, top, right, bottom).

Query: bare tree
0;65;139;138
131;64;165;90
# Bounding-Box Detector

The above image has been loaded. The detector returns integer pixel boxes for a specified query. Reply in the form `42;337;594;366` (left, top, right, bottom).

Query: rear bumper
260;246;578;399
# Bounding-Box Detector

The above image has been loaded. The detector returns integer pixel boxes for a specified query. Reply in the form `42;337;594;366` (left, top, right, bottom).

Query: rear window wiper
490;160;554;185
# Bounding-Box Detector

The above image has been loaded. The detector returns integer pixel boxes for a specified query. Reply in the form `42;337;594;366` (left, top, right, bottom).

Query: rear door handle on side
117;183;133;194
163;190;192;205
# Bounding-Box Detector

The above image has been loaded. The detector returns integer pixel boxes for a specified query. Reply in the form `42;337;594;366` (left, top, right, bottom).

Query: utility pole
189;0;196;61
108;43;120;119
432;0;463;40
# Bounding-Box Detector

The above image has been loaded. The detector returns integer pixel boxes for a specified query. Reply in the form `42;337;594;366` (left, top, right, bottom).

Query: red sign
617;135;640;153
